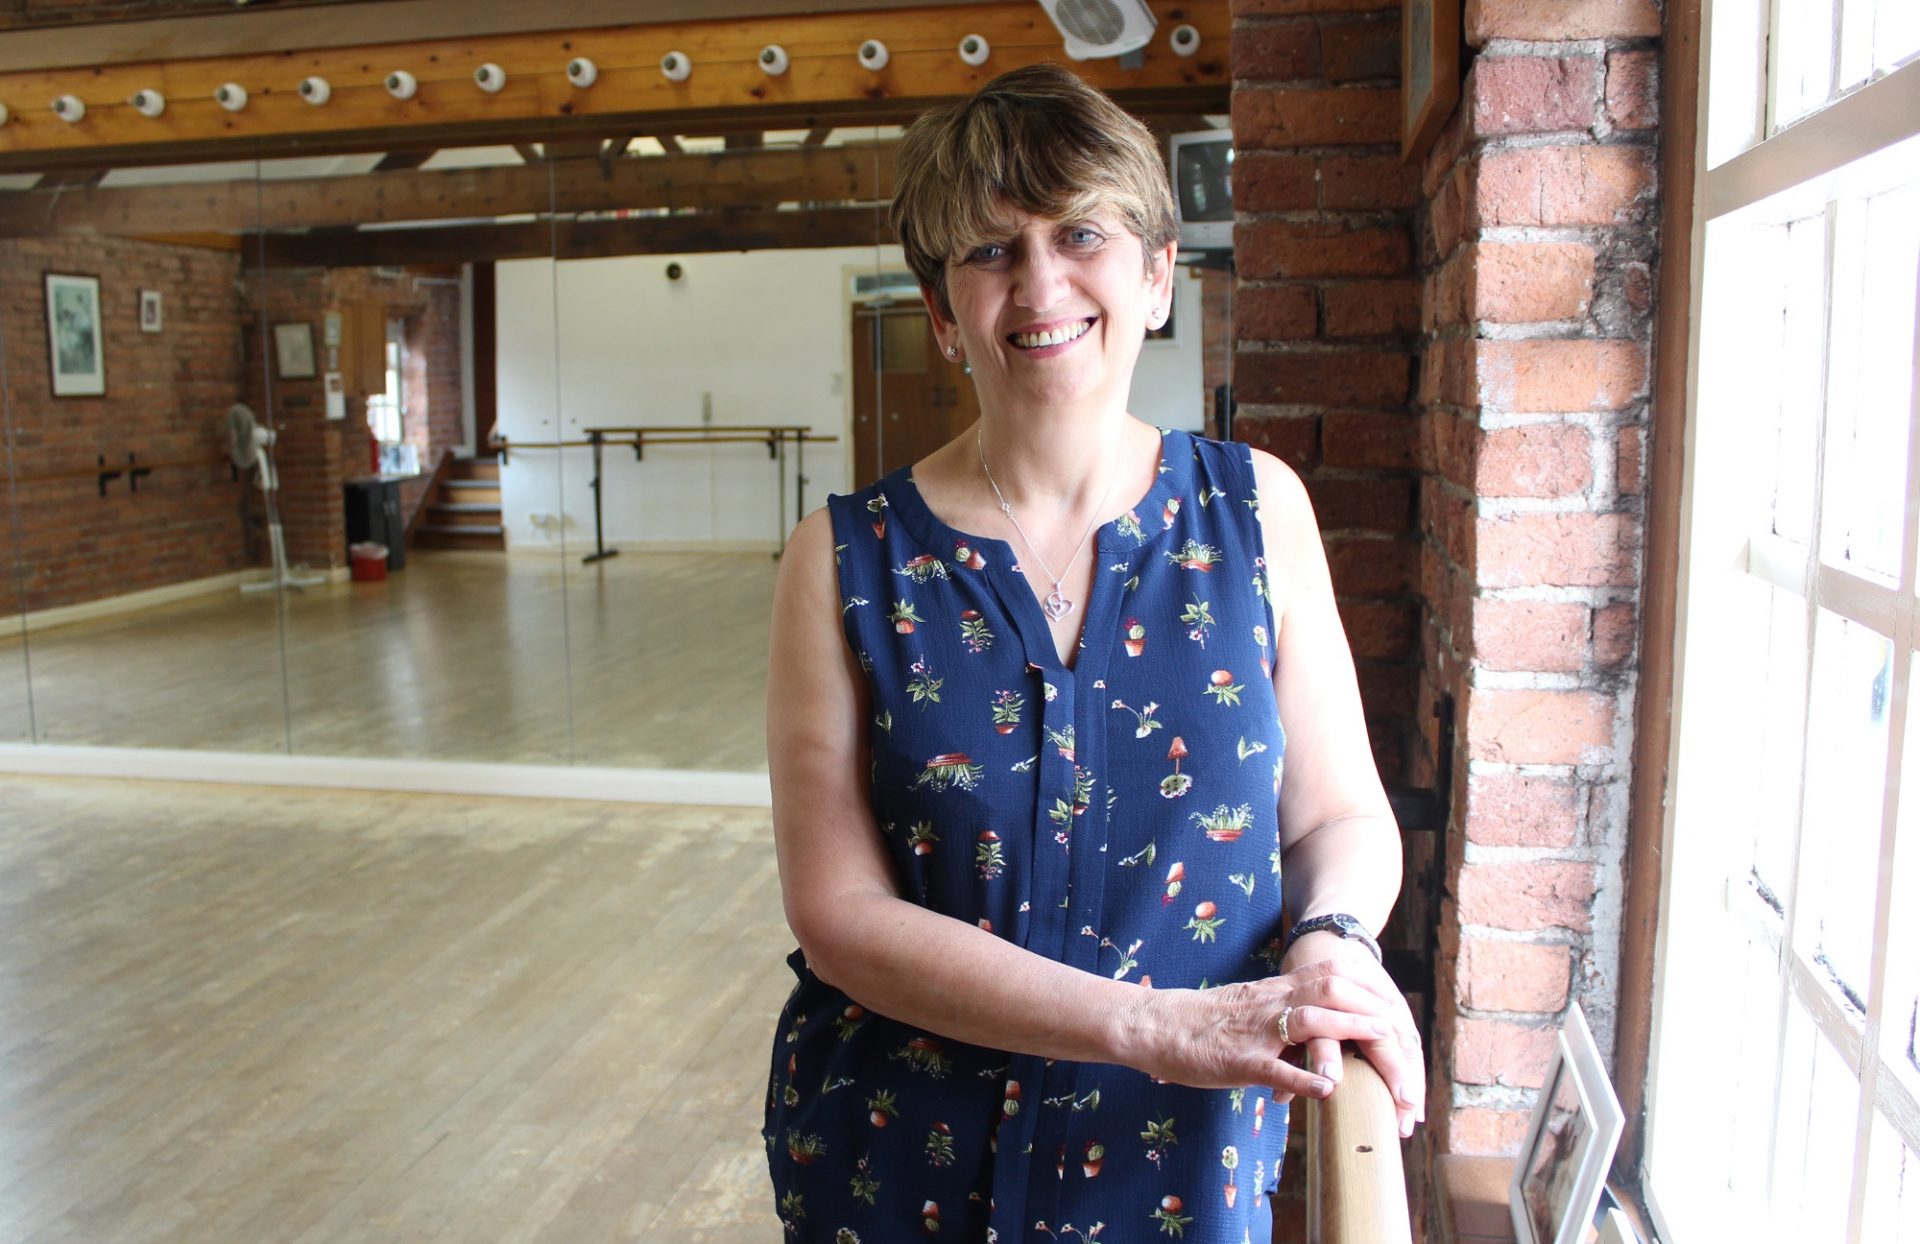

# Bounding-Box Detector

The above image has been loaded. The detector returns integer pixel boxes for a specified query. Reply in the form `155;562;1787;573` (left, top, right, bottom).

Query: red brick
1307;476;1415;532
1232;86;1402;148
1476;512;1637;589
1324;280;1421;337
1422;483;1477;571
1477;424;1592;498
1236;348;1412;407
1456;860;1598;932
1473;339;1647;412
1356;660;1417;718
1470;56;1598;136
1235;283;1319;341
1449;1108;1534;1156
1454;1017;1559;1087
1321;154;1424;210
1321;15;1400;82
1461;938;1572;1013
1339;599;1419;658
1238;220;1412;281
1470;598;1589;672
1475;146;1657;228
1232;152;1319;211
1323;411;1419;469
1617;423;1644;495
1464;773;1580;848
1430;162;1475;258
1231;19;1319;81
1237;411;1320;472
1593;601;1636;667
1472;243;1596;324
1466;0;1662;43
1328;536;1417;594
1465;687;1614;764
1605;50;1659;130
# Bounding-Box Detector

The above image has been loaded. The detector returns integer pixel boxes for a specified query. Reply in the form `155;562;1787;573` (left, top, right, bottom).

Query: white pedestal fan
228;403;325;593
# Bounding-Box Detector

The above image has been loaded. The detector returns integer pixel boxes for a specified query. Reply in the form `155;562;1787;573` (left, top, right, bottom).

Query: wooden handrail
1303;1048;1413;1244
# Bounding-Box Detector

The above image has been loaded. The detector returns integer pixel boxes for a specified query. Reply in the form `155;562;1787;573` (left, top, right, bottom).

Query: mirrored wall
0;119;1226;776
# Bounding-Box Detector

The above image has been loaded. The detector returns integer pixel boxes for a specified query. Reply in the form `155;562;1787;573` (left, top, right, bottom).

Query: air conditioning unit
1035;0;1156;61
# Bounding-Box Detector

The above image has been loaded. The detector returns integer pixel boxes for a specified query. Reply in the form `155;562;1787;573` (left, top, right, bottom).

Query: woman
763;64;1422;1242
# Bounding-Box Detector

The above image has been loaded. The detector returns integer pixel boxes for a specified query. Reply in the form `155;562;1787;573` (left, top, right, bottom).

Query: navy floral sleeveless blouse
765;429;1291;1243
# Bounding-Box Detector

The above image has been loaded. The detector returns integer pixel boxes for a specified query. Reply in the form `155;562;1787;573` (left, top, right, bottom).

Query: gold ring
1276;1005;1296;1047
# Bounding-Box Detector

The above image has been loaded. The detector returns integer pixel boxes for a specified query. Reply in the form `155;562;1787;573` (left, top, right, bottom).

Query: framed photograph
44;272;105;397
1510;1003;1625;1244
274;321;317;379
1402;0;1462;160
139;289;163;333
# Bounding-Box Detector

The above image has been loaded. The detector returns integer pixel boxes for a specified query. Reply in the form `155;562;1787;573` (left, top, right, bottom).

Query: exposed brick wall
1229;0;1423;785
1416;3;1658;1161
0;236;252;615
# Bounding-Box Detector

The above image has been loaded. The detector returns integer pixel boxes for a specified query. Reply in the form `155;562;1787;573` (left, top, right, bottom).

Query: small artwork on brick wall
44;271;105;397
1402;0;1462;160
1509;1003;1625;1244
139;289;163;334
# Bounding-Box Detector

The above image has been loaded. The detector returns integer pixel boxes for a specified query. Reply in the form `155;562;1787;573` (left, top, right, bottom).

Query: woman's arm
1252;449;1427;1135
767;506;1396;1099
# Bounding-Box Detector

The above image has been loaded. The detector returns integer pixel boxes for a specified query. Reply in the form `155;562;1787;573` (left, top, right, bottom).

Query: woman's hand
1279;932;1426;1137
1118;959;1410;1109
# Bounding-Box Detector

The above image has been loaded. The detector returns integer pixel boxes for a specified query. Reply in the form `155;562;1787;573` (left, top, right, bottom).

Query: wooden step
428;502;504;527
444;480;502;504
453;456;500;481
415;524;505;551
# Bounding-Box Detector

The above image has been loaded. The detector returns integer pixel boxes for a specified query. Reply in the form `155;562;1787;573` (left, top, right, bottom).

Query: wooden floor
0;775;791;1243
0;551;775;771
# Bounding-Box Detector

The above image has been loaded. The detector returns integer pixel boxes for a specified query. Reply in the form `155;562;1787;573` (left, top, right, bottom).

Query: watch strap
1284;913;1383;963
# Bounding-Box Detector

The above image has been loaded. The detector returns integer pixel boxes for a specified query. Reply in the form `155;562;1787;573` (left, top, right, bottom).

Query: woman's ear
918;283;959;351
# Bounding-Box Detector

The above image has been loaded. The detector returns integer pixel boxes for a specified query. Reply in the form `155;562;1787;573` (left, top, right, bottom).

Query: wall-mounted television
1169;129;1233;254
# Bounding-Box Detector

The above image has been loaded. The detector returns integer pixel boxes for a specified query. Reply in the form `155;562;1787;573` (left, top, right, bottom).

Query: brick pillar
1418;0;1660;1158
1229;0;1423;782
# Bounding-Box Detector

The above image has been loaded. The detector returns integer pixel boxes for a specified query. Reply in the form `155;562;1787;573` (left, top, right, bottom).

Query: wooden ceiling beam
254;204;888;266
0;141;900;236
0;2;1231;172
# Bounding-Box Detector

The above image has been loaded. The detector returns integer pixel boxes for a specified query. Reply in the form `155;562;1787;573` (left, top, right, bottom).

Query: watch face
1327;914;1362;936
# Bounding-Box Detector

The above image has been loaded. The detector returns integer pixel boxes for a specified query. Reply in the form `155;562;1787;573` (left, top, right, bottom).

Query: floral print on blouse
765;429;1291;1243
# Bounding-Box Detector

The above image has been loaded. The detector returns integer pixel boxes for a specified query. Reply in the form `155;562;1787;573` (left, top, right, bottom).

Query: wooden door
850;307;977;489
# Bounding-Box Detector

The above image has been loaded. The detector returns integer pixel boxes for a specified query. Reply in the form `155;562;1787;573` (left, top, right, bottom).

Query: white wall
495;244;1204;552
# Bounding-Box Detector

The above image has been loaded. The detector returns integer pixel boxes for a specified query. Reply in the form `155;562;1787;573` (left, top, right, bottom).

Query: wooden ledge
1434;1154;1518;1244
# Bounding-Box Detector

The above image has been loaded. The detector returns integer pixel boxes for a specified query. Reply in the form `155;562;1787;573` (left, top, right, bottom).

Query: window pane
1775;1011;1864;1234
1871;0;1920;76
1775;215;1829;544
1890;686;1920;1077
1863;1113;1920;1243
1774;0;1838;131
1799;609;1893;1003
1754;583;1813;898
1822;180;1920;580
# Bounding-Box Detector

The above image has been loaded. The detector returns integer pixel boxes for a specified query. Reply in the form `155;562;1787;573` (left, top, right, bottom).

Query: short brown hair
890;63;1179;317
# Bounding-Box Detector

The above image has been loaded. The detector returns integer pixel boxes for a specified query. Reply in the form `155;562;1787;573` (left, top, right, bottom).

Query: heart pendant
1042;589;1074;621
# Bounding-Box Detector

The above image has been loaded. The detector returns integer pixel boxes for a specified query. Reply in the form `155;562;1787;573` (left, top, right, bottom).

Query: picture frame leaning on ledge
1511;1001;1626;1244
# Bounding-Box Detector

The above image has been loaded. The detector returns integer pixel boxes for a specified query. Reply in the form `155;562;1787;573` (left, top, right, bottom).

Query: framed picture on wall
44;272;105;397
1402;0;1462;160
1509;1003;1625;1244
139;289;163;333
274;321;317;379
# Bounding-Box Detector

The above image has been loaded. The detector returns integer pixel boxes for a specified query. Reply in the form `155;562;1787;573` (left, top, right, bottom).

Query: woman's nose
1012;247;1069;311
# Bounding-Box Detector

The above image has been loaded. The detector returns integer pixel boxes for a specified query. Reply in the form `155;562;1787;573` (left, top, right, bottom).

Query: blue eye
966;243;1008;264
1066;226;1105;247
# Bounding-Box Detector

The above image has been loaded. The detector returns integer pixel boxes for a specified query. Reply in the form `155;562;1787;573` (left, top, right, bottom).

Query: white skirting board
0;744;773;808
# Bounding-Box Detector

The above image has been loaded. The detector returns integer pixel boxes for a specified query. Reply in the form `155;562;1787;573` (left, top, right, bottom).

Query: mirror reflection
0;150;288;751
0;114;1230;773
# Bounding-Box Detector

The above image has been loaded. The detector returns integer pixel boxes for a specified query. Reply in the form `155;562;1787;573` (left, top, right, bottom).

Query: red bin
349;542;389;582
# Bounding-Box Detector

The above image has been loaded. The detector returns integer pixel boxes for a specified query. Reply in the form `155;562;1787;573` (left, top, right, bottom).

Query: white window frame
1647;0;1920;1239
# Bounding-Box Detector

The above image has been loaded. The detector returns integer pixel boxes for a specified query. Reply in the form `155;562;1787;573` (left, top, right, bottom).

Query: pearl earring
946;344;959;358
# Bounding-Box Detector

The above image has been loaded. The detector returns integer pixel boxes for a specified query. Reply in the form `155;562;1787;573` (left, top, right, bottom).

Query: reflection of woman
763;65;1422;1240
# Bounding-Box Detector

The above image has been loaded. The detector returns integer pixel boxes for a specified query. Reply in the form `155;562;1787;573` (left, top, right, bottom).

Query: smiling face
924;207;1177;418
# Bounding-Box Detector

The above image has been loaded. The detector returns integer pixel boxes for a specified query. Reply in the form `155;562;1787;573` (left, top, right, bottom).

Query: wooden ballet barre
1303;1047;1414;1244
17;451;225;496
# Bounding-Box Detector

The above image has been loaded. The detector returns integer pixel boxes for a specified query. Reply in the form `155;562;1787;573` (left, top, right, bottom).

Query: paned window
1648;1;1920;1240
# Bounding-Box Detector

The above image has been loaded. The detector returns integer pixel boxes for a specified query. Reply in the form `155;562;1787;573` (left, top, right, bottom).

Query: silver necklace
977;428;1118;622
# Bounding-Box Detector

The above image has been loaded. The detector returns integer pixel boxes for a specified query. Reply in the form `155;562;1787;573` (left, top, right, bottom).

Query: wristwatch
1284;913;1382;964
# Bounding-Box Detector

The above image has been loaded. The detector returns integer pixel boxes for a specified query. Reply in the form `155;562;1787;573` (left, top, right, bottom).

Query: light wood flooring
0;775;791;1243
0;551;776;771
